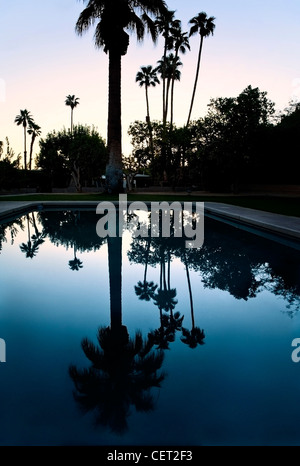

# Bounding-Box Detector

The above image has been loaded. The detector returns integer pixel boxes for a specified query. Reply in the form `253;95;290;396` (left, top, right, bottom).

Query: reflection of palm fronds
148;325;172;350
69;257;83;271
169;311;184;333
134;280;158;301
69;326;165;435
19;237;44;259
181;327;205;349
153;288;178;312
148;310;184;350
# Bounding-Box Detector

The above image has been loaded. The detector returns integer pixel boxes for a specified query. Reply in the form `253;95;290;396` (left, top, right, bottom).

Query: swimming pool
0;207;300;446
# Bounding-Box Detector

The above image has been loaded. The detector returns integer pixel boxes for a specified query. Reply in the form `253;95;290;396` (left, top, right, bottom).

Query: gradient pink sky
1;0;300;163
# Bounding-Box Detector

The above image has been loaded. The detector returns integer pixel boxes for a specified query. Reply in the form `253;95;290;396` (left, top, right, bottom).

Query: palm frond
75;4;98;35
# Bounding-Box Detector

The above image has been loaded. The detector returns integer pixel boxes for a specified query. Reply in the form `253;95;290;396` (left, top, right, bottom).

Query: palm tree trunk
108;236;122;331
71;108;73;133
143;236;151;284
31;212;40;237
170;79;175;128
145;86;155;162
162;41;168;127
24;125;27;170
186;35;204;127
167;248;171;291
71;162;82;193
170;49;179;128
106;48;123;194
26;214;31;243
29;134;35;171
145;86;150;123
184;251;195;329
165;77;171;124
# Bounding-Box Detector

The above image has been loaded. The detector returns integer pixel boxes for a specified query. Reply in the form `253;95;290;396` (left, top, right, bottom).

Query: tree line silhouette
1;2;298;193
1;209;299;313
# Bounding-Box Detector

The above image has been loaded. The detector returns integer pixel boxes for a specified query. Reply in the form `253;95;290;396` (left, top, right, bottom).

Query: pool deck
0;199;299;241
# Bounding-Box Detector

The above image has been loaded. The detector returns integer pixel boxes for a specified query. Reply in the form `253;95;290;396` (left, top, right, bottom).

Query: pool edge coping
0;200;299;242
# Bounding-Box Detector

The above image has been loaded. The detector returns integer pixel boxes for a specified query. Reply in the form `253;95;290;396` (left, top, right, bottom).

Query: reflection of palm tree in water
181;249;205;349
69;326;165;435
19;212;45;259
134;236;157;301
69;235;165;434
68;244;83;271
150;240;184;349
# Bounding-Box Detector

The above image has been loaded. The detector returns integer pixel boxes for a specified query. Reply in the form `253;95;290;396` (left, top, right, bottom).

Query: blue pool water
0;207;300;446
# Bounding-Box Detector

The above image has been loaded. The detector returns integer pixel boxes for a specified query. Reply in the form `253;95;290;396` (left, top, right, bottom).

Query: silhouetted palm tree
136;65;160;124
148;311;173;350
170;28;190;127
135;280;158;301
68;245;83;271
181;326;205;348
157;53;182;125
134;235;158;301
65;94;80;132
150;240;183;348
136;65;160;159
67;211;162;434
167;310;184;341
155;9;180;126
186;12;216;126
75;0;168;193
27;122;41;170
69;327;165;434
154;287;177;312
14;109;34;169
181;250;205;348
19;213;44;259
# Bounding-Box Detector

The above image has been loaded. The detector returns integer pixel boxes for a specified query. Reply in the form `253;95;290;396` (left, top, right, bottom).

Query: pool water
0;208;300;446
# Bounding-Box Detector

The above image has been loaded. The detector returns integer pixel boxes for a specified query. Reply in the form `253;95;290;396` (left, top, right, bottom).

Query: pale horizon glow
1;0;300;164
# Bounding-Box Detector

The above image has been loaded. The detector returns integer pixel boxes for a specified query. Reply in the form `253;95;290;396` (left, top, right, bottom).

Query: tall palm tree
75;0;168;194
136;65;160;125
155;9;180;127
14;109;34;170
170;28;190;127
186;12;216;127
136;65;160;160
27;122;41;170
157;53;182;124
65;94;80;133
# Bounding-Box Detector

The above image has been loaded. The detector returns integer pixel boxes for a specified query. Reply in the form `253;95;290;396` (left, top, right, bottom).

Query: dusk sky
1;0;300;163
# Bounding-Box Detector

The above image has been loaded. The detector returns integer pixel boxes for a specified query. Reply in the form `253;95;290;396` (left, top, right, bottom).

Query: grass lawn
0;192;299;217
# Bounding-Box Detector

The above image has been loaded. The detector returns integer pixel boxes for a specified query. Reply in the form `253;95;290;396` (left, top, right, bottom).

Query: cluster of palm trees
14;109;41;170
133;236;205;350
75;1;215;193
14;95;80;172
13;2;215;192
135;11;215;130
19;212;45;258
